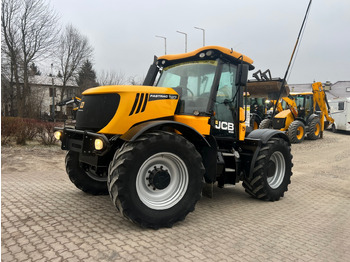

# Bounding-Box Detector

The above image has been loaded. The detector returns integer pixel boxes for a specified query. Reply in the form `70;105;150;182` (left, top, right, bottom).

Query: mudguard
243;129;290;179
120;120;210;148
247;128;290;145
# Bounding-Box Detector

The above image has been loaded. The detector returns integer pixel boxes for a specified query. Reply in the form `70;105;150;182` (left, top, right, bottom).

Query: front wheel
108;131;204;229
308;117;321;140
65;151;108;195
288;120;305;143
243;137;293;201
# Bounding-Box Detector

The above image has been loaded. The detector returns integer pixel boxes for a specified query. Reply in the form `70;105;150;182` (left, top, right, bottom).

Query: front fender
120;120;210;148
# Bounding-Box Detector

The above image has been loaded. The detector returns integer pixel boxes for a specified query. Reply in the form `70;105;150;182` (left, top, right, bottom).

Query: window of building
338;102;345;111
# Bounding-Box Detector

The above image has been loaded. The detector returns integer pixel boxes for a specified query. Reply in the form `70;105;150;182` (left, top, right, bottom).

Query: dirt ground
1;130;349;177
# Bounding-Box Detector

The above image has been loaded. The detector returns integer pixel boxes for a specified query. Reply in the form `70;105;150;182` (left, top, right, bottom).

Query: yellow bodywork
83;85;179;135
174;115;211;135
159;45;254;65
80;46;253;140
274;109;294;131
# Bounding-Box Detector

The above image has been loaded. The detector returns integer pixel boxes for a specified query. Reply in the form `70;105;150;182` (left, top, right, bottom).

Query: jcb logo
215;120;234;133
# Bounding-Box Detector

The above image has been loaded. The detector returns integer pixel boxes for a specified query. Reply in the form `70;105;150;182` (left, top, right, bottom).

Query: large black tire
331;124;337;133
65;151;108;195
250;114;261;130
259;119;272;129
308;117;321;140
243;137;293;201
288;120;305;143
108;131;205;229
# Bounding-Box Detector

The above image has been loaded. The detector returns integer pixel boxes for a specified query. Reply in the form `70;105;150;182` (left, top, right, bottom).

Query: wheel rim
266;151;286;189
315;123;320;136
83;164;107;182
136;152;188;210
296;126;304;139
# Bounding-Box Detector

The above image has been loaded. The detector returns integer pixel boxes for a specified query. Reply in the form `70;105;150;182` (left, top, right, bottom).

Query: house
1;74;79;120
28;75;79;119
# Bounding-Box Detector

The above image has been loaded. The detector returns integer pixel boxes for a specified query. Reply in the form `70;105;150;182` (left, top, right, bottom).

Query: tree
29;63;41;76
57;24;93;100
97;70;126;86
76;60;98;96
1;0;59;117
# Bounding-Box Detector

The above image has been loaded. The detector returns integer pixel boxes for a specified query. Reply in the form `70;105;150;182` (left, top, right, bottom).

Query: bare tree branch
1;0;59;117
57;24;93;100
97;70;126;86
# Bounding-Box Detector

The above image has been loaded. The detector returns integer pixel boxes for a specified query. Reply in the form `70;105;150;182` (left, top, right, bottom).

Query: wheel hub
267;161;276;178
147;166;171;190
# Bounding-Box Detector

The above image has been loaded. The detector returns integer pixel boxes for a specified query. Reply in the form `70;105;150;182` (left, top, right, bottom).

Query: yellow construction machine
259;82;334;143
54;46;293;228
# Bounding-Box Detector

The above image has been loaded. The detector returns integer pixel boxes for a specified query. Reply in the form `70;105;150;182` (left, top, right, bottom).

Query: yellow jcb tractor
54;46;293;229
259;82;334;143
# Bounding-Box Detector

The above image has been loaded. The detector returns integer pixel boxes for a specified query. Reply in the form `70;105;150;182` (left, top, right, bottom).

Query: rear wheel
108;131;204;229
259;119;272;129
308;117;321;140
332;124;337;133
288;120;305;143
65;151;108;195
243;137;293;201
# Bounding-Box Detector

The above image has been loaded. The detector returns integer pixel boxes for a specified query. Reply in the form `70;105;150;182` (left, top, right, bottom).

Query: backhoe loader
54;46;293;228
259;82;334;143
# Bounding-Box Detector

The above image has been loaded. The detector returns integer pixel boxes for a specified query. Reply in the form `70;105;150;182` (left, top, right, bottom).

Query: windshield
156;60;217;115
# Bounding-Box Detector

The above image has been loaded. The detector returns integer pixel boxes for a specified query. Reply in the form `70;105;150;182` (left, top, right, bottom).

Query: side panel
174;115;210;135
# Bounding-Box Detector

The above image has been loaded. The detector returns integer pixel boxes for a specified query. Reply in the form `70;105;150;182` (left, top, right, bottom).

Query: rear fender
243;129;290;179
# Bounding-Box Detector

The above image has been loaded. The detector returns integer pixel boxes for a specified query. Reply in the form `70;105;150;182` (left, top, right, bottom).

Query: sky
51;0;350;84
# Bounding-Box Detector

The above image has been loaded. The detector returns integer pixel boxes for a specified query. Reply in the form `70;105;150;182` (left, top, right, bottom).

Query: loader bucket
247;80;290;99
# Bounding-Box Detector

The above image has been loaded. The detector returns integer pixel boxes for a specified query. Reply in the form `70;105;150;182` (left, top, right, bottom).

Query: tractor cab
148;46;254;141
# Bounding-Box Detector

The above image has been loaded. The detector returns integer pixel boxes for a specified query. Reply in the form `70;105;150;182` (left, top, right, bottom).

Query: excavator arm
312;82;334;128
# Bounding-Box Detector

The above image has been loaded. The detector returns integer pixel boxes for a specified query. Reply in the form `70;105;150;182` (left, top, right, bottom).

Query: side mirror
235;64;249;86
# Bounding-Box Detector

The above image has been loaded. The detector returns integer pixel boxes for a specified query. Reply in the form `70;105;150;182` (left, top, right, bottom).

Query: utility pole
176;31;187;52
51;63;55;122
194;27;205;46
155;35;167;55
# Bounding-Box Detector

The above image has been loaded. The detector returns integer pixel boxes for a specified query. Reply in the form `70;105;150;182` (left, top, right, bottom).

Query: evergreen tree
76;60;98;96
29;63;41;76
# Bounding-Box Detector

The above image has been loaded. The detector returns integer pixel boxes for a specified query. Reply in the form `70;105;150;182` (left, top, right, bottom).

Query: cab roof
157;46;254;70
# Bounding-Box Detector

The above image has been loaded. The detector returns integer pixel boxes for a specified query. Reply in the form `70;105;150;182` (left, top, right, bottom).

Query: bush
36;121;62;145
1;117;18;145
1;117;63;146
11;118;40;145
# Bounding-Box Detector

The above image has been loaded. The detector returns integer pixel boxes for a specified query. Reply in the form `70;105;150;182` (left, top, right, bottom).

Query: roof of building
29;75;77;87
289;81;350;99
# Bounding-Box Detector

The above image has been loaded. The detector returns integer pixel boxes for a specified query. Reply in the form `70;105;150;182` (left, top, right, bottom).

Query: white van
328;97;350;132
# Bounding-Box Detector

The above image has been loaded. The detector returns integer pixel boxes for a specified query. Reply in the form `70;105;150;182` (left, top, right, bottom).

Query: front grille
272;118;286;129
76;93;120;131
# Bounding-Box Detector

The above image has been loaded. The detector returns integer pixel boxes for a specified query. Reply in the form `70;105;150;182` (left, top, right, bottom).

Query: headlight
94;138;104;150
54;131;62;140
